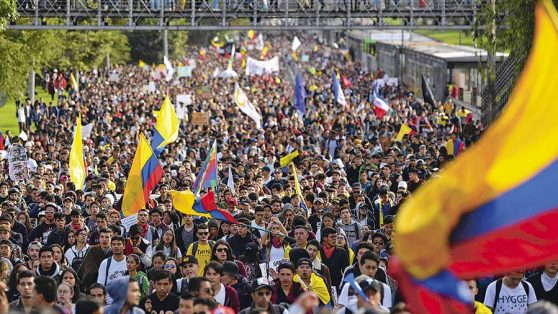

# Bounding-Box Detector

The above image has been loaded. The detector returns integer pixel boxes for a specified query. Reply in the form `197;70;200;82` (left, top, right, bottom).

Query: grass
415;30;475;47
0;87;54;136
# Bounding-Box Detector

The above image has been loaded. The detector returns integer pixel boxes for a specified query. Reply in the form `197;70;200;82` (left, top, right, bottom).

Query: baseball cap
313;198;324;204
222;261;240;279
296;258;312;268
180;255;198;266
0;240;13;249
252;277;272;291
398;181;408;189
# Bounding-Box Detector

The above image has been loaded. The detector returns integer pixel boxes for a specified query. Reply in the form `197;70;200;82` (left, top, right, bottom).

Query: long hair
210;240;235;262
60;267;84;302
155;229;180;258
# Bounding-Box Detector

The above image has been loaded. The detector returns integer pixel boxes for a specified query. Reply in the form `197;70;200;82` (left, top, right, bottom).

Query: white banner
121;214;137;232
245;57;280;76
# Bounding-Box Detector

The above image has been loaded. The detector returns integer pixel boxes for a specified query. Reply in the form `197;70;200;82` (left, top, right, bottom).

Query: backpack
191;240;215;256
492;278;530;310
70;247;89;271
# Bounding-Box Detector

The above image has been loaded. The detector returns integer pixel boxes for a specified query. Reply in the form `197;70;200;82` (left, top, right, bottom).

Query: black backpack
492;278;531;310
70;247;89;271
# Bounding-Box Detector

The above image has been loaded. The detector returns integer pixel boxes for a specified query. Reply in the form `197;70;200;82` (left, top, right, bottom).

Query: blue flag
294;73;306;115
343;272;369;302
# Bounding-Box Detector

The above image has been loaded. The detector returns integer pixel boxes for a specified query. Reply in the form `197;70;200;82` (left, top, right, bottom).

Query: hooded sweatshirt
105;276;145;314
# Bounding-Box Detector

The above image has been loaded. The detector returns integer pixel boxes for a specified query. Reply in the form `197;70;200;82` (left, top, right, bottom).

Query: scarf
322;244;335;259
139;223;149;238
125;239;135;256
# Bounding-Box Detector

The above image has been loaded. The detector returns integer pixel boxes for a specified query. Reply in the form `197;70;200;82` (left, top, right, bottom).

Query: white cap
398;181;408;189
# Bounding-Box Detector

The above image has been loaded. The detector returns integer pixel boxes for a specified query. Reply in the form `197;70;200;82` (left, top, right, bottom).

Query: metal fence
11;0;488;30
480;53;526;126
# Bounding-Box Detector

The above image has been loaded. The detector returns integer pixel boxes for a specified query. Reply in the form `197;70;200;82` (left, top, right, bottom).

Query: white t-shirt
483;280;537;314
269;245;285;261
97;256;128;286
251;220;267;237
214;283;226;306
338;280;392;310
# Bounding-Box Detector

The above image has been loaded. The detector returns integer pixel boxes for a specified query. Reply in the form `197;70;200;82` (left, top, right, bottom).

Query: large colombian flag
122;134;164;217
170;190;237;223
392;0;558;313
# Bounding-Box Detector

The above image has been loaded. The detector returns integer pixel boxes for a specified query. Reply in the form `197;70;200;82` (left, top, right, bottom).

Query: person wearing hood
222;261;252;311
36;246;61;282
105;276;145;314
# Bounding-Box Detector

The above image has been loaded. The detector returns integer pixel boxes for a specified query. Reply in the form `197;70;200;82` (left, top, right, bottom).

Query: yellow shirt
475;301;492;314
186;241;213;276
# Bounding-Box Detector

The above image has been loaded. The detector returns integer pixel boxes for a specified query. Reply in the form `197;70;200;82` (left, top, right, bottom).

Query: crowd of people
1;32;551;314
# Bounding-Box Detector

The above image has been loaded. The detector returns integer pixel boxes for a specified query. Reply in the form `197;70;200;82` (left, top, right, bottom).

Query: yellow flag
138;60;146;68
260;45;269;60
396;123;412;141
154;97;180;150
291;163;302;196
70;73;79;91
292;51;298;61
248;29;255;40
169;190;212;218
69;114;86;189
280;150;299;167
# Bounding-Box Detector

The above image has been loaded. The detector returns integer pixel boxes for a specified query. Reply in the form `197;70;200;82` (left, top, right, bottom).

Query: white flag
164;56;175;82
227;166;235;194
292;36;301;51
234;84;262;129
18;131;28;142
256;34;264;51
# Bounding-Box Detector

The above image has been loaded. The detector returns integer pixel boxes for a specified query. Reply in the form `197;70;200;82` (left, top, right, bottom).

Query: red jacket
223;284;240;313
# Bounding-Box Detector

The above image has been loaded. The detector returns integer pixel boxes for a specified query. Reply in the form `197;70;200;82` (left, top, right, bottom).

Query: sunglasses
216;248;228;253
197;232;209;236
256;291;272;297
164;264;176;269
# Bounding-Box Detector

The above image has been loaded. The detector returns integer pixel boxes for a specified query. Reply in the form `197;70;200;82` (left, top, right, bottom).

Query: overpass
9;0;487;30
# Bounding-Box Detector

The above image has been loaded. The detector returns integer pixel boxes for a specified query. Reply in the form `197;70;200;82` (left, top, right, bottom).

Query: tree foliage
0;0;18;31
0;30;130;98
474;0;558;75
126;30;188;64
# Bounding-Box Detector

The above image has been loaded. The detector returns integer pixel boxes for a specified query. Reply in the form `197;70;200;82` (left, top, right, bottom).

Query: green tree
0;0;17;31
0;30;130;98
474;0;558;76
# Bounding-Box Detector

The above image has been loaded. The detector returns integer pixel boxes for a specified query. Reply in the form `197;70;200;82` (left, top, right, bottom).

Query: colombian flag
122;134;164;217
393;0;558;313
151;97;179;156
170;190;237;223
192;140;218;196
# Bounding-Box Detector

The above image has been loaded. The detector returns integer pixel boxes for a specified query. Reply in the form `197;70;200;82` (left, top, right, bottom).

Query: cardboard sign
177;66;192;78
121;214;137;232
259;259;287;281
191;112;209;126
